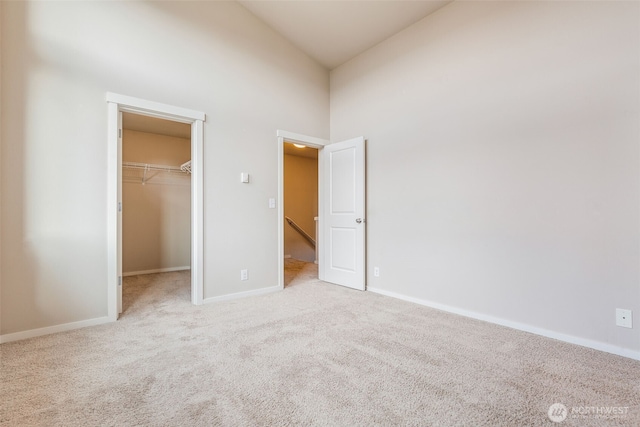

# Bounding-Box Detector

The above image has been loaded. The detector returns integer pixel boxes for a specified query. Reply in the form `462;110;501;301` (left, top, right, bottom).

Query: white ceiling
238;0;452;70
125;2;453;139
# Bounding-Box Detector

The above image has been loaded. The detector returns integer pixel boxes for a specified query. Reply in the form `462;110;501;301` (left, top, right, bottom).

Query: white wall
331;1;640;353
122;130;191;274
284;153;318;262
0;1;328;335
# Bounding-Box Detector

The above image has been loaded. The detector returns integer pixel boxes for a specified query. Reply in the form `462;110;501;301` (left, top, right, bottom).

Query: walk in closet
122;113;192;276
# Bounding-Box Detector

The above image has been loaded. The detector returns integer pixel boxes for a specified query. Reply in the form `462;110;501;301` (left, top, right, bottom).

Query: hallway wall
284;152;318;262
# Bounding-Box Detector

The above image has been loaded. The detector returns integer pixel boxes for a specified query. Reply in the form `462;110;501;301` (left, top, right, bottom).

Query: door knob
356;218;364;224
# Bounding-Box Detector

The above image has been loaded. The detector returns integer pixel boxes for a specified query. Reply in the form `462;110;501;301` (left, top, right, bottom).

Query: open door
321;136;366;290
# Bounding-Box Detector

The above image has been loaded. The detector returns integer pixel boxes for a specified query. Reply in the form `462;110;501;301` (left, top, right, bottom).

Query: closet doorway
121;113;192;309
107;93;205;320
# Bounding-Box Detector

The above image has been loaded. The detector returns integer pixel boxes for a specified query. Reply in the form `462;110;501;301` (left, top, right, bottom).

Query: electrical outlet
240;269;248;281
373;267;380;277
616;308;632;328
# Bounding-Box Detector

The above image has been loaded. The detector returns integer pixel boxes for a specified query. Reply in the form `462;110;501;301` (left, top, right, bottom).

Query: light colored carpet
284;258;316;287
2;265;640;426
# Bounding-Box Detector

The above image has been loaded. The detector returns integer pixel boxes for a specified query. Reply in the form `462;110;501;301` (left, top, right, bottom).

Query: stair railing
285;216;316;248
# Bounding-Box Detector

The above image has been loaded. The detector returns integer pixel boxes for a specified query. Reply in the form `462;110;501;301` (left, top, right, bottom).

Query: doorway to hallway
276;130;367;291
283;142;319;286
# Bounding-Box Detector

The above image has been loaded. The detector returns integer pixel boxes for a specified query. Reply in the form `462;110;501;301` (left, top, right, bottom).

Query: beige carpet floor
284;258;316;287
2;261;640;426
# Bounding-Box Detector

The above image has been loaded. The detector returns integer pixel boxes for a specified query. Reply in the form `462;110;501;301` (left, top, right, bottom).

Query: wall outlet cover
616;308;632;328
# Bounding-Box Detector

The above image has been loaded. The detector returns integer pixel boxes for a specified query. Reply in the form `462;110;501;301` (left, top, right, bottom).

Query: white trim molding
190;119;204;305
106;93;205;123
0;317;111;344
367;287;640;361
203;286;281;304
276;130;329;148
123;266;191;277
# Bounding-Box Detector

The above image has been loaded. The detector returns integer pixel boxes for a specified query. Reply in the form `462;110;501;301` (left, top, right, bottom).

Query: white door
117;111;123;314
321;136;366;290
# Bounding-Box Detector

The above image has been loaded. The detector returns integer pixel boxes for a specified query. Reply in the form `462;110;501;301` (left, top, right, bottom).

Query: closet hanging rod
122;161;184;173
122;161;190;185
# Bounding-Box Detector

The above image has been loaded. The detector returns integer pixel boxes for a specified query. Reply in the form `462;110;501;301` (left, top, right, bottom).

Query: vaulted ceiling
238;0;453;70
125;1;453;137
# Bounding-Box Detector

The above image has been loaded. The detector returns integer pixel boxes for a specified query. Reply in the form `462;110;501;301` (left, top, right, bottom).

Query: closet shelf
123;161;190;185
180;160;192;174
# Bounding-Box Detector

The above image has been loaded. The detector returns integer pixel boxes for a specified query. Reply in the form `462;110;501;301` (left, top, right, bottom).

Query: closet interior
121;113;192;279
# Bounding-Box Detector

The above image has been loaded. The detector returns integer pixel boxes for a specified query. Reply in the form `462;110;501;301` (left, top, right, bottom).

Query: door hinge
118;276;122;286
118;202;122;212
118;128;122;138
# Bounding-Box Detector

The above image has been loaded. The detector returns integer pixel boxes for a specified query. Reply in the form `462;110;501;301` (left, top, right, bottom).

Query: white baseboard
203;285;281;304
123;266;190;277
367;287;640;361
0;316;112;344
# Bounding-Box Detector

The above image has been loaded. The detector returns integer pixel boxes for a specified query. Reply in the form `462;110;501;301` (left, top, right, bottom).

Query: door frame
107;92;206;320
277;130;329;288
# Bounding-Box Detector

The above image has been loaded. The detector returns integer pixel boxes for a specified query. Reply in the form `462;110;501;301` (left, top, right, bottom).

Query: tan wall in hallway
284;153;318;262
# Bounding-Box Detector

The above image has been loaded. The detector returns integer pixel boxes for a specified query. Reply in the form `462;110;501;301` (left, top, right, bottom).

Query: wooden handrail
285;216;316;248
